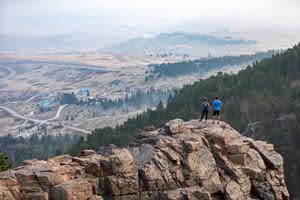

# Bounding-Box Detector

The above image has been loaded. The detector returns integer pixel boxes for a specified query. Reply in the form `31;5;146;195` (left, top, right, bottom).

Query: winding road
0;105;41;123
0;104;91;135
0;65;16;78
47;104;68;122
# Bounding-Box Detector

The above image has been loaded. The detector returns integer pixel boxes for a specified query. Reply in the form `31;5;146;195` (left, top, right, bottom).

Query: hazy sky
1;0;299;33
0;0;300;50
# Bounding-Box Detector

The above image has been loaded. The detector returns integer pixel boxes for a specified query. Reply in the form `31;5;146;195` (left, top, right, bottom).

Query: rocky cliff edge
0;119;289;200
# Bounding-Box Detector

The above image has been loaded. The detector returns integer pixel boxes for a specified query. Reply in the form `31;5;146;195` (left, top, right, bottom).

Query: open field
0;52;253;138
0;52;188;97
0;52;185;137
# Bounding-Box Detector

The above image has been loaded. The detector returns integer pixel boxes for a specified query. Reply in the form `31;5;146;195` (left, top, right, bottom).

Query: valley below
0;52;248;138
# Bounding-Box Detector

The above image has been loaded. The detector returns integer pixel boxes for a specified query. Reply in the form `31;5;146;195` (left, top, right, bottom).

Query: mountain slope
146;50;277;79
72;43;300;198
103;32;257;56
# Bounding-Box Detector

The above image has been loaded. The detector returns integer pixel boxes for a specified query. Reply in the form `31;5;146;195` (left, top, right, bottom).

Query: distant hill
1;16;300;54
103;32;257;56
146;50;278;79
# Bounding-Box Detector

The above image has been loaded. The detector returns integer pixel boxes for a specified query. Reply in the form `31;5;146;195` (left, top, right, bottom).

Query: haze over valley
0;0;299;138
1;0;300;138
1;1;300;198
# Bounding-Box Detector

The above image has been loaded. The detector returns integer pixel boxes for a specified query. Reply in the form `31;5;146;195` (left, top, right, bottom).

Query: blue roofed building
79;88;90;96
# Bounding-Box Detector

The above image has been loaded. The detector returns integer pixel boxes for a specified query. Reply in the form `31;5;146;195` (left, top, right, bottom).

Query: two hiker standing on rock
200;97;222;124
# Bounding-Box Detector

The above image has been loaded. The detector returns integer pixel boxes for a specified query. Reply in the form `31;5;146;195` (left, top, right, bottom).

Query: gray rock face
0;119;289;200
165;119;186;134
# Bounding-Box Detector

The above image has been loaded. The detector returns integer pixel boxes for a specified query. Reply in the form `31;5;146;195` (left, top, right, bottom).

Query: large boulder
0;184;14;200
165;119;186;134
225;180;245;200
0;171;20;198
51;179;93;200
184;148;221;193
0;119;289;200
109;149;136;175
250;141;284;172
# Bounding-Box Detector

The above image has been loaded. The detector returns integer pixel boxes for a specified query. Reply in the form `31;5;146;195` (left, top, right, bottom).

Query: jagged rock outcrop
0;119;289;200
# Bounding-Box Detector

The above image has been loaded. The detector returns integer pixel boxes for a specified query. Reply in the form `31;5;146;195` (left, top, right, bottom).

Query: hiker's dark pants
201;109;208;120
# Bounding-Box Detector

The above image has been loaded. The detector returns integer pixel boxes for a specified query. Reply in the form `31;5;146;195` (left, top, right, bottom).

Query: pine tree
0;152;10;171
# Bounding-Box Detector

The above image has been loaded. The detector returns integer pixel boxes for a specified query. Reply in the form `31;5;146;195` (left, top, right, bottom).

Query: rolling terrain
0;50;275;139
103;32;257;56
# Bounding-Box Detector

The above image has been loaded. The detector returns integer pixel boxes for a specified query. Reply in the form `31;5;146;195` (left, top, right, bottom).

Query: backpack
203;102;210;110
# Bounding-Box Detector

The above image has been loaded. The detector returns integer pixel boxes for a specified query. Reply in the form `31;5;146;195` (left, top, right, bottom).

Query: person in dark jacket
200;98;210;122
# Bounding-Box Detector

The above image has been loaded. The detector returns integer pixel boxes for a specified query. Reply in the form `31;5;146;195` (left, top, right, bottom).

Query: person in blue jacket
212;96;222;124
